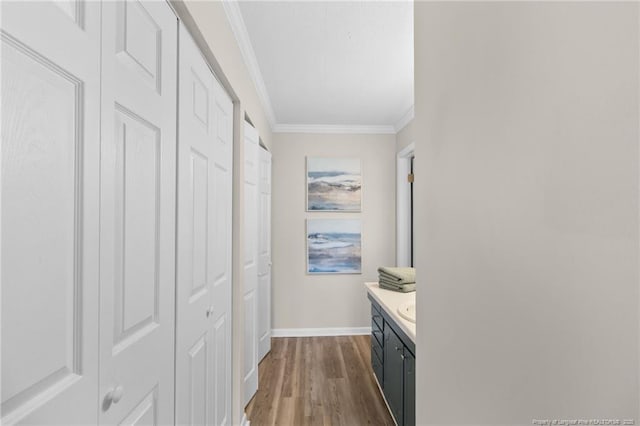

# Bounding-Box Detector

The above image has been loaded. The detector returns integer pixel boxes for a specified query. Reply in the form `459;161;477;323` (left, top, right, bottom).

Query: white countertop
365;282;416;343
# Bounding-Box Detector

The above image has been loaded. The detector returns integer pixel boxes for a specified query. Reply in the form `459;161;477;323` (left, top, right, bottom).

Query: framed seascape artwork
307;219;362;274
307;157;361;211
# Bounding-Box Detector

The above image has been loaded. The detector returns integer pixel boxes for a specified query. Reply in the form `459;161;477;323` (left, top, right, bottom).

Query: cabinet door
403;350;415;426
383;326;404;426
1;2;101;423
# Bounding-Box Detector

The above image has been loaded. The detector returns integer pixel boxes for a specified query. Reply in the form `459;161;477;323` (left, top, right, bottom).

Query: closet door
176;24;233;426
210;59;234;426
175;25;214;425
1;2;101;424
257;148;272;361
242;122;259;406
98;1;177;424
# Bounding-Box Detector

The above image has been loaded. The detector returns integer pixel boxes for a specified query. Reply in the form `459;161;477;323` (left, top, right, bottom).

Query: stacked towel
377;267;416;293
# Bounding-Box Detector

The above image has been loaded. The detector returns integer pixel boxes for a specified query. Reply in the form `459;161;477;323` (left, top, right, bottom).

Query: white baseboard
241;412;250;426
271;327;371;337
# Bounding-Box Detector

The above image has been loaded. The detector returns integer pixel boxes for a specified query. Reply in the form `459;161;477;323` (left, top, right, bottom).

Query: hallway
246;336;394;426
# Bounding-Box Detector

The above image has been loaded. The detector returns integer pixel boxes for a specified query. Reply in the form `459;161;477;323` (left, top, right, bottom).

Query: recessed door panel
212;165;229;287
118;388;157;426
244;183;257;267
213;315;229;425
190;150;209;297
257;273;270;360
243;289;257;388
192;72;210;128
52;0;84;26
115;0;161;92
188;336;208;425
112;107;160;345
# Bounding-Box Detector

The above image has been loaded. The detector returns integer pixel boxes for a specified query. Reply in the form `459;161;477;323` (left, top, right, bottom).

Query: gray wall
414;2;639;424
271;133;396;331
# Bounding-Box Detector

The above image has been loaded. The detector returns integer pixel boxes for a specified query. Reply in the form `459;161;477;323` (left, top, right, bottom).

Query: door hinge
407;173;414;183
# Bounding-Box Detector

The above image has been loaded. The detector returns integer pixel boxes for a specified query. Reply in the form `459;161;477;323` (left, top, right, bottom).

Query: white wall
272;133;396;332
414;2;639;424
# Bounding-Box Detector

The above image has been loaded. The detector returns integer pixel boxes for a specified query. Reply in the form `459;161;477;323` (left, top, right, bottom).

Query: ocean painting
307;157;361;211
307;219;362;274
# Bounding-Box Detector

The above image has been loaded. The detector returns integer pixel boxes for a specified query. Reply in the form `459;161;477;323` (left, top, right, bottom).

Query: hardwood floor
245;336;394;426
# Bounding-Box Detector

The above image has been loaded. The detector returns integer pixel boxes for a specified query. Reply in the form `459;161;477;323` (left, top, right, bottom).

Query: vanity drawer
371;346;383;386
371;303;384;330
371;318;383;347
371;334;384;363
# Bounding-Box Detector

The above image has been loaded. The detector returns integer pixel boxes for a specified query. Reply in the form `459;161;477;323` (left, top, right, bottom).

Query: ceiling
231;1;414;133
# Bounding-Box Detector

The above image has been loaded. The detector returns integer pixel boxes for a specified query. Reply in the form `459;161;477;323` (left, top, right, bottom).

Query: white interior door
209;52;234;426
1;2;101;424
98;1;177;424
242;122;259;406
175;23;234;426
257;148;272;361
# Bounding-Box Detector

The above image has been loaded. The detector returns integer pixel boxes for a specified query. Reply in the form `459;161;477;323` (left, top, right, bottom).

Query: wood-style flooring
246;336;394;426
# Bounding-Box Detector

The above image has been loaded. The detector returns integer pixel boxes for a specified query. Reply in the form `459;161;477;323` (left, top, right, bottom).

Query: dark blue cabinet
368;294;415;426
384;325;405;425
371;305;384;385
403;349;415;426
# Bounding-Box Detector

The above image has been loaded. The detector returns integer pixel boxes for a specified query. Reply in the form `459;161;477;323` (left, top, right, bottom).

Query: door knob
111;385;124;403
103;385;124;410
206;307;213;317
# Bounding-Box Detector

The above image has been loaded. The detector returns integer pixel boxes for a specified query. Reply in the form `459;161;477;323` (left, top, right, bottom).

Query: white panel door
257;148;272;361
242;122;259;406
175;24;234;426
210;55;234;426
1;2;101;424
99;1;177;424
175;26;213;425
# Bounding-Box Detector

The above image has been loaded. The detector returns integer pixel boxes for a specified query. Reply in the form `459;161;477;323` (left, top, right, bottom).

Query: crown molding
394;104;414;133
222;0;277;130
273;123;397;134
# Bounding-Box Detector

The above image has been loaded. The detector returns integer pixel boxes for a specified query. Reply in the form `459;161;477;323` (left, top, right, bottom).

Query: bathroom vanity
365;282;416;426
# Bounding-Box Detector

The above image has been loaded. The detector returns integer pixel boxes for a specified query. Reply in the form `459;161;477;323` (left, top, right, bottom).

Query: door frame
396;143;415;267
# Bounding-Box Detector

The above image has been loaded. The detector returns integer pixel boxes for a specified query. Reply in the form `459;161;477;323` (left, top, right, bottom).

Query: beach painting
307;219;362;274
307;157;361;211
